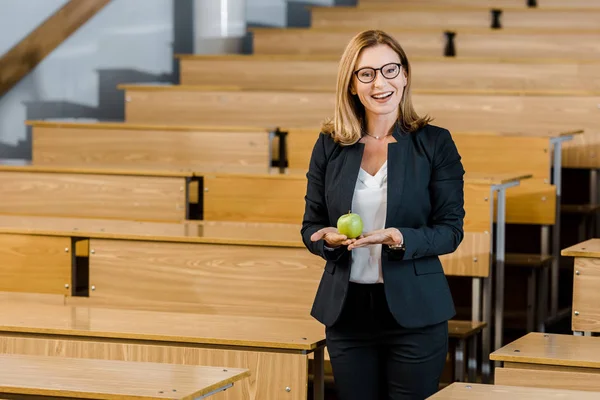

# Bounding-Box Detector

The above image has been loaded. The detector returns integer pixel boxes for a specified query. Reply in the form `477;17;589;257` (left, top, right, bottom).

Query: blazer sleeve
396;129;465;260
300;134;348;262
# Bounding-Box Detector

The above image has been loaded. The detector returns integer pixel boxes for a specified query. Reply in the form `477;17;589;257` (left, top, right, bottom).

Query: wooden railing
0;0;111;97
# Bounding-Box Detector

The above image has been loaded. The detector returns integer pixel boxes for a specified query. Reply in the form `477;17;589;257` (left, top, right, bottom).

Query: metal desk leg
454;339;466;382
468;334;478;383
591;169;599;238
313;347;325;400
549;136;573;318
493;184;509;353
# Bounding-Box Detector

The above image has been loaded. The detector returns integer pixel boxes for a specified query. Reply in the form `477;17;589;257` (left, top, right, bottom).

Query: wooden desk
0;302;326;400
490;332;600;392
428;382;600;399
561;239;600;335
0;353;249;399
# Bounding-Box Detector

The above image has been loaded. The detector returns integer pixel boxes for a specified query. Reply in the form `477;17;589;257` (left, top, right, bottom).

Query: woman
300;30;465;399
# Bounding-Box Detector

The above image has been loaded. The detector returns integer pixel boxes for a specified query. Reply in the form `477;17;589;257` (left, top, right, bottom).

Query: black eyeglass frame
353;63;403;84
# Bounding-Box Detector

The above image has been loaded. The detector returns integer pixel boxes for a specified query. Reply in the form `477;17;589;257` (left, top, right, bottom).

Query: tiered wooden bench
118;85;587;320
177;55;600;93
430;382;600;399
310;6;600;30
251;27;600;59
0;301;324;400
0;171;525;384
490;239;600;392
0;353;249;400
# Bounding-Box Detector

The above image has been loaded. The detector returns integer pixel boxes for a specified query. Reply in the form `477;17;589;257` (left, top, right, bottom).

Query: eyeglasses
354;63;402;84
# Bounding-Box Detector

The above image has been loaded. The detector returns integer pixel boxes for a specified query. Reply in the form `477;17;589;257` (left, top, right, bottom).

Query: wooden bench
310;6;600;30
0;165;195;222
0;353;249;399
0;301;325;400
250;27;447;57
0;172;527;384
489;239;600;390
359;0;600;8
176;54;600;93
118;86;596;170
490;332;600;392
27;121;275;173
429;382;600;399
250;27;600;59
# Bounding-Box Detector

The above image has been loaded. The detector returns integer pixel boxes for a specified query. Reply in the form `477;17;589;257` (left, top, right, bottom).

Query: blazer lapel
338;142;364;216
386;127;409;225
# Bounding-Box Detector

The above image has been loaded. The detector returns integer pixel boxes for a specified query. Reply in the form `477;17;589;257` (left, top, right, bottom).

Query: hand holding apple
310;226;356;248
347;228;403;251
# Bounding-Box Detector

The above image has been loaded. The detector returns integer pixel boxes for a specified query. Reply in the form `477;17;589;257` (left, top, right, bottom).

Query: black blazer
301;124;465;329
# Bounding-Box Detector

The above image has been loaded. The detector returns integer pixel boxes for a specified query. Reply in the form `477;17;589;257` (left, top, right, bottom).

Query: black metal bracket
527;0;538;7
444;31;456;57
491;9;503;29
186;176;203;220
70;237;89;297
273;128;289;173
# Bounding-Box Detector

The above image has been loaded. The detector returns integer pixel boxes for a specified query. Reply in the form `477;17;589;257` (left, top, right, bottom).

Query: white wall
0;0;194;160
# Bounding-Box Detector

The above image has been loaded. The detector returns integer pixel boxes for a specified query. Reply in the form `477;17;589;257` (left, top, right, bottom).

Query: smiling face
351;44;407;123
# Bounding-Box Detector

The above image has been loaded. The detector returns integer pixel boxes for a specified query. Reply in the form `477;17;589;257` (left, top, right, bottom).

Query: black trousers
326;282;448;400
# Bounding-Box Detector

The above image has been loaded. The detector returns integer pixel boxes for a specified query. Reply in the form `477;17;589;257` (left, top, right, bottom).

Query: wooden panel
203;175;308;224
0;0;111;96
572;257;600;333
0;234;71;295
562;239;600;258
0;353;249;400
505;183;556;226
87;239;323;320
490;332;600;368
180;57;339;90
32;125;271;173
311;8;490;29
311;8;600;30
495;366;600;392
440;232;490;277
123;87;333;128
462;183;492;232
0;171;187;222
429;382;599;399
0;335;308;400
251;28;446;57
454;134;550;180
179;56;600;93
456;31;600;60
0;302;325;350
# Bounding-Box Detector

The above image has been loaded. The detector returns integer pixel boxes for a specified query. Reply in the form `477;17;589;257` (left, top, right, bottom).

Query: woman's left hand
347;228;403;250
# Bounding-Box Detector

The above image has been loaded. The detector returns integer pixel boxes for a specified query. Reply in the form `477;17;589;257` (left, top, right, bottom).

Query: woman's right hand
310;227;355;248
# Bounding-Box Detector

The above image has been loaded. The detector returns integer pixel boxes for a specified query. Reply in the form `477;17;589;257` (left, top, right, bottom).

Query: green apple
337;212;363;239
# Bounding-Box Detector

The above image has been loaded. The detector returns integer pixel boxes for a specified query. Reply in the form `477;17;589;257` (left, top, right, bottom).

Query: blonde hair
322;30;431;145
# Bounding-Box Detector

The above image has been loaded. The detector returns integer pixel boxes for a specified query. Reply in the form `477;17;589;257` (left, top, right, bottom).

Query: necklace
364;132;391;140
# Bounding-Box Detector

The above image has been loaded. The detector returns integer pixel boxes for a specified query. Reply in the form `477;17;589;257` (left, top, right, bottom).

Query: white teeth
372;92;393;99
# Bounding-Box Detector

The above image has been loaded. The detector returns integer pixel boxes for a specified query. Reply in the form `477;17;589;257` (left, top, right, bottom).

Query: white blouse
349;160;388;284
